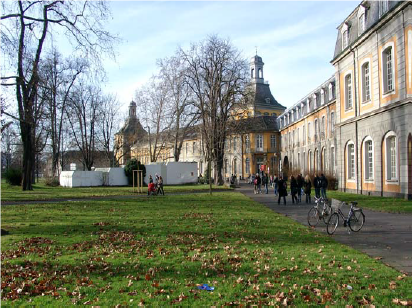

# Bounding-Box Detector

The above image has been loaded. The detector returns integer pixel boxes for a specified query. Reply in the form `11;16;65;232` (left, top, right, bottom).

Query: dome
251;55;263;63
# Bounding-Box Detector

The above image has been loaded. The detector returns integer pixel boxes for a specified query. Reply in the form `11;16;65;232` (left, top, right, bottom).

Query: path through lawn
1;192;411;306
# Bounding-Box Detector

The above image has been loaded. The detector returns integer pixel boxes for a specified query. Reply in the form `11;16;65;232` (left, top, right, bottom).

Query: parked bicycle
327;201;365;235
307;197;332;227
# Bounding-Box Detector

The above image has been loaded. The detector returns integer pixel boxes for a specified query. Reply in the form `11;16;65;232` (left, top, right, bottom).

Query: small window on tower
258;68;262;78
251;68;254;78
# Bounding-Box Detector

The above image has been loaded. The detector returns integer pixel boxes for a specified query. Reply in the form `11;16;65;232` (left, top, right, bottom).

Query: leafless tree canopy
179;35;249;185
1;0;118;190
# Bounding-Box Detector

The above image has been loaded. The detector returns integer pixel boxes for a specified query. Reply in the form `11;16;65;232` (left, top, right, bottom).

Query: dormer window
312;93;318;108
265;98;270;104
328;83;334;100
320;89;325;105
379;0;389;17
358;5;366;35
341;23;349;50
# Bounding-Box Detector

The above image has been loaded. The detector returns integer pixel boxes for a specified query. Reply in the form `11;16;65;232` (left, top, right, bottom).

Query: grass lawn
1;192;411;306
1;180;227;202
327;190;412;214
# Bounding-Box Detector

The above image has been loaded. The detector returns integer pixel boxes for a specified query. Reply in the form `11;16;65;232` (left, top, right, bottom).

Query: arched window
314;119;319;141
245;158;250;175
346;141;356;180
382;45;394;93
321;116;325;138
363;137;374;181
245;134;250;149
251;68;254;79
330;146;335;175
385;132;398;181
258;68;262;78
233;158;237;175
321;89;325;105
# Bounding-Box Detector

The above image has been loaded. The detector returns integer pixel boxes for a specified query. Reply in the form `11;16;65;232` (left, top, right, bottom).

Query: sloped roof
116;116;147;140
229;115;280;134
251;82;285;111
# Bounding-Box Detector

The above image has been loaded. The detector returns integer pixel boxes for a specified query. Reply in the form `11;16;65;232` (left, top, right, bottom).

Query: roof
332;0;404;61
251;82;286;111
229;115;280;134
116;116;147;139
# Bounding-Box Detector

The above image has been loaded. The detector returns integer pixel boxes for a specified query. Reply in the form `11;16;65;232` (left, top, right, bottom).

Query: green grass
1;180;227;202
1;192;411;306
327;190;412;214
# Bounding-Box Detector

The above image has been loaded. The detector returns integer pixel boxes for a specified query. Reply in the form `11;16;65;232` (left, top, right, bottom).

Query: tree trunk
21;121;34;190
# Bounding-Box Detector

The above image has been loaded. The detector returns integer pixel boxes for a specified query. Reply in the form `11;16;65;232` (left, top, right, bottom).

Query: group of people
251;172;328;205
147;174;164;195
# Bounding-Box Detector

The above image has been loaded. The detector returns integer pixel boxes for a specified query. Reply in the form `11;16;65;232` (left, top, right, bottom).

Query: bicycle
307;197;332;227
327;201;365;235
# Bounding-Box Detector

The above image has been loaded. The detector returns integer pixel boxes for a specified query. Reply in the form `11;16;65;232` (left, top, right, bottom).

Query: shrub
4;168;22;186
44;177;60;187
124;159;146;185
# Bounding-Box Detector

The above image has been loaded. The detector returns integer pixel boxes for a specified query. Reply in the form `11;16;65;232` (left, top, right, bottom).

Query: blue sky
101;1;358;112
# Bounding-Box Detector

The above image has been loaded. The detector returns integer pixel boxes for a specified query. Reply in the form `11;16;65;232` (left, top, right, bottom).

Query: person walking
320;173;328;198
277;176;287;205
274;174;279;196
290;175;298;204
297;174;304;203
157;175;164;195
304;175;312;204
314;173;321;198
263;173;269;194
256;173;262;194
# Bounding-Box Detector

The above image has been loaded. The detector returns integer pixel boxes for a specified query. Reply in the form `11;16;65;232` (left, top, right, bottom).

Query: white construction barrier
60;171;103;188
95;167;128;186
144;162;197;185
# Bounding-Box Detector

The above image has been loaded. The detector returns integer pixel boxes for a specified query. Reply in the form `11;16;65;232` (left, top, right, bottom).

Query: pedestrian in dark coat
304;175;312;204
320;173;328;198
277;176;287;205
297;174;304;203
290;176;298;204
313;174;321;198
262;173;269;194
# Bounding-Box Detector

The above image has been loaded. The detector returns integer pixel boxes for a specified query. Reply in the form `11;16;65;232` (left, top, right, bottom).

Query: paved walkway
237;183;412;275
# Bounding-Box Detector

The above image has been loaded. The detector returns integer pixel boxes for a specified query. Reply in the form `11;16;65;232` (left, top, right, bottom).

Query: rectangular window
348;144;355;179
386;50;393;92
345;74;352;109
270;135;276;149
330;112;335;133
331;147;335;175
256;134;263;151
233;137;237;151
245;135;250;149
362;62;371;102
379;0;388;17
359;14;365;34
343;30;348;49
193;142;196;154
303;126;306;145
245;159;250;174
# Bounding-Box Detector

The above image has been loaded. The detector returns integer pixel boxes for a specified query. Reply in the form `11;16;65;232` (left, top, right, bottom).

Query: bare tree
135;77;171;163
157;55;199;162
66;83;100;171
1;1;118;190
38;49;88;177
180;35;249;186
97;93;121;167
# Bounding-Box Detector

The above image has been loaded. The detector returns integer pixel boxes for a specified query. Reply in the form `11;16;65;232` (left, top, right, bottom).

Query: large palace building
116;0;412;199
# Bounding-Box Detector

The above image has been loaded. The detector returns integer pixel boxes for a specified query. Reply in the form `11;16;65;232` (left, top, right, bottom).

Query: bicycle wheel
322;204;332;224
327;213;339;235
349;210;365;232
307;207;320;227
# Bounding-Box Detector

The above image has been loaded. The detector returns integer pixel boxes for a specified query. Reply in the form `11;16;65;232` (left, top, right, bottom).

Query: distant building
116;54;287;179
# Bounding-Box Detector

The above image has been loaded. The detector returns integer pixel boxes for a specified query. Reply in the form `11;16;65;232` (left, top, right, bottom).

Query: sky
100;1;358;113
